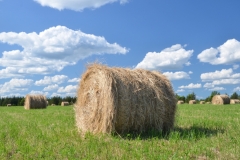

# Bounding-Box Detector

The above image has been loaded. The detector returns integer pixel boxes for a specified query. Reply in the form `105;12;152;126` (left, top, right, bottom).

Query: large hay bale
61;101;69;106
200;101;205;104
212;95;230;105
189;100;196;104
230;99;240;104
24;94;47;110
75;64;177;135
7;104;11;107
177;100;184;104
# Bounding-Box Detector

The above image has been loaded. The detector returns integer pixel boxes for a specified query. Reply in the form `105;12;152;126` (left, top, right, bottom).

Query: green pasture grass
0;104;239;159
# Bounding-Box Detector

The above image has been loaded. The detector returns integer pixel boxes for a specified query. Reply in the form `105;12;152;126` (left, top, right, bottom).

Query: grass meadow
0;104;239;159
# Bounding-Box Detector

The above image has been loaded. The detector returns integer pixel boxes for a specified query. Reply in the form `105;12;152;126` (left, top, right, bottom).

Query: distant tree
186;92;196;103
205;91;220;102
175;94;186;103
230;92;239;99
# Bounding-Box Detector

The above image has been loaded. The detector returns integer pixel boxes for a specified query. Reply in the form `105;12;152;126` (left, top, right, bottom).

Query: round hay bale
7;104;11;107
206;102;211;104
61;101;69;106
177;100;184;104
230;99;240;104
51;104;56;106
200;101;205;104
189;100;196;104
75;64;177;135
212;95;230;105
24;94;47;110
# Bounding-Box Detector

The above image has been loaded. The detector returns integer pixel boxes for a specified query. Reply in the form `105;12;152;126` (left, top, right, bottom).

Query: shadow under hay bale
189;100;196;104
212;95;230;105
61;101;69;106
75;64;177;135
230;99;240;104
24;94;47;110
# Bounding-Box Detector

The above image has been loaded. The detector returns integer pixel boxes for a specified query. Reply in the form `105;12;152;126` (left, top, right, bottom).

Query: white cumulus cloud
35;75;68;86
233;87;240;92
136;44;193;71
163;71;190;80
43;84;59;91
208;87;226;91
179;83;202;89
0;26;128;77
212;79;240;85
198;39;240;65
34;0;128;11
200;68;240;81
0;79;33;95
68;78;80;83
57;85;77;93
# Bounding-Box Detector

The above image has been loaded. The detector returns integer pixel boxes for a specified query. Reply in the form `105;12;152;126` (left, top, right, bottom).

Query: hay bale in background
212;95;230;105
177;100;184;104
75;64;177;135
51;104;56;106
24;94;47;110
206;102;211;104
189;100;196;104
7;104;11;107
61;101;69;106
200;101;205;104
230;99;240;104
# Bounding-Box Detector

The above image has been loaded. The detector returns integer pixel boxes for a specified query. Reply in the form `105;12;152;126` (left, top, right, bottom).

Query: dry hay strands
189;100;196;104
230;99;240;104
75;64;177;135
177;100;184;104
24;94;48;110
212;95;230;105
200;101;205;104
61;101;69;106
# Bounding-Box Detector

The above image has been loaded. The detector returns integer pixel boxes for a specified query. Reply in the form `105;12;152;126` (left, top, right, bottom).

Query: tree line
0;96;77;106
176;91;240;103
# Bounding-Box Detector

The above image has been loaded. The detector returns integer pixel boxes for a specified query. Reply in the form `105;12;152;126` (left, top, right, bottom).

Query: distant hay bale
61;101;69;106
206;102;211;104
24;94;47;110
200;101;205;104
189;100;196;104
177;100;184;104
7;104;11;107
75;64;177;135
212;95;230;105
51;104;56;106
230;99;240;104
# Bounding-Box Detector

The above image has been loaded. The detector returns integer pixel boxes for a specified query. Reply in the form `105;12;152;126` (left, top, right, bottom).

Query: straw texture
24;94;47;110
212;95;230;105
75;64;177;135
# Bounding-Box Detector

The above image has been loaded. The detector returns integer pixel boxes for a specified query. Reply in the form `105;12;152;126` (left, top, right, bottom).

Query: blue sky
0;0;240;99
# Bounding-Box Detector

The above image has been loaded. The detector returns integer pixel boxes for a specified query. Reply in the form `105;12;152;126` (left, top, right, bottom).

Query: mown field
0;104;239;159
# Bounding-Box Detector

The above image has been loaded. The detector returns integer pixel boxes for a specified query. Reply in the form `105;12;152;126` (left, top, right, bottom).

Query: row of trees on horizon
0;96;77;106
176;91;240;103
0;91;239;106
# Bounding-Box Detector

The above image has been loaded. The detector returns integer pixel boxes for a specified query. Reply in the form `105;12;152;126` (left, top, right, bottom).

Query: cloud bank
0;26;128;78
198;39;240;65
34;0;128;11
136;44;193;71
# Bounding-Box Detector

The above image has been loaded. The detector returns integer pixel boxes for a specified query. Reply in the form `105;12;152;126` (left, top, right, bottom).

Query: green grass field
0;104;239;159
